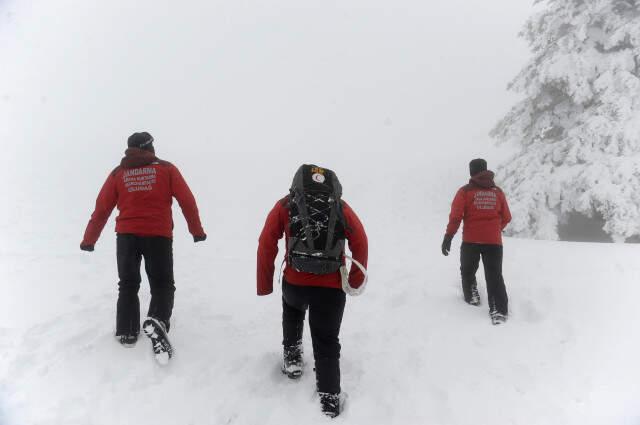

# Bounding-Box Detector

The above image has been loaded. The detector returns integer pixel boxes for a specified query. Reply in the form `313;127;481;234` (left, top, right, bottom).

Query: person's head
469;158;487;176
127;132;155;153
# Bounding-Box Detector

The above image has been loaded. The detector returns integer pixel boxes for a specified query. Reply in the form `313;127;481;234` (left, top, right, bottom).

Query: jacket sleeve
256;200;286;296
81;172;118;246
445;188;465;237
500;192;512;230
343;202;368;289
170;165;206;237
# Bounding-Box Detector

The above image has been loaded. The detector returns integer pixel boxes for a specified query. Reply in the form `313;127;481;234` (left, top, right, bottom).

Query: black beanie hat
127;132;154;151
469;158;487;176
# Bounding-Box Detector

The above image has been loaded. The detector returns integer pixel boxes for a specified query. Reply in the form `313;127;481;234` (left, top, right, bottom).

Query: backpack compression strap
290;180;316;252
324;190;341;252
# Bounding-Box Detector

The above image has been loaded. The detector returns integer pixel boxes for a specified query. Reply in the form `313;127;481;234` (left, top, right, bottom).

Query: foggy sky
0;0;536;252
1;0;534;156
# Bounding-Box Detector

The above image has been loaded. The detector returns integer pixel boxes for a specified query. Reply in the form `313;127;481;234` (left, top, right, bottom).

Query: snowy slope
2;156;640;425
3;233;640;425
1;1;639;424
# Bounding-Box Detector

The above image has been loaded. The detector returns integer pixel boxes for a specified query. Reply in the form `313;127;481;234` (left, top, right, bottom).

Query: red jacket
257;197;368;295
446;171;511;245
81;148;205;246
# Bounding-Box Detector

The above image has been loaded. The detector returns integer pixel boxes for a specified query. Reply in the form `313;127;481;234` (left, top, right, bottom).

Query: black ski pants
116;234;175;336
282;280;346;394
460;242;508;315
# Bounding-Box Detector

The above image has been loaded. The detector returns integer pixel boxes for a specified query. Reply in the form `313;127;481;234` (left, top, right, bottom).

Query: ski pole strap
340;254;368;296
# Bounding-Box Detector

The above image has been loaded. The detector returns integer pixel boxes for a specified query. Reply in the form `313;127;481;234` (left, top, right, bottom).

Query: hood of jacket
469;170;496;189
120;148;159;169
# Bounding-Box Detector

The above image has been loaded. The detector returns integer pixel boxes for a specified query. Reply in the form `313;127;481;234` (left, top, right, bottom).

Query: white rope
278;258;286;284
340;255;368;296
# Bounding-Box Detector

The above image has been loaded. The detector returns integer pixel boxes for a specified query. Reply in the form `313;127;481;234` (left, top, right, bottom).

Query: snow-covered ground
1;155;639;425
2;1;639;424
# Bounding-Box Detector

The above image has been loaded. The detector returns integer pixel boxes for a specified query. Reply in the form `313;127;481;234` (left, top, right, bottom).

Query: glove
441;234;453;256
194;234;207;243
80;243;95;252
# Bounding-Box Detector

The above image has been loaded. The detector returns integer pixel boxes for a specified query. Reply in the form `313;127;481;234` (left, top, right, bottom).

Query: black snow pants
460;242;508;315
116;234;175;336
282;280;346;394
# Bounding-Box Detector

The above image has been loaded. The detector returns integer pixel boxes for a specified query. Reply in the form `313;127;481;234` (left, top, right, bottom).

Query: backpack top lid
290;164;342;197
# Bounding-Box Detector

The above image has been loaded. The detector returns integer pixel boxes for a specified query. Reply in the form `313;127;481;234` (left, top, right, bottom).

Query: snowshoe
490;311;507;325
319;392;347;418
117;334;138;348
142;317;173;365
282;343;304;379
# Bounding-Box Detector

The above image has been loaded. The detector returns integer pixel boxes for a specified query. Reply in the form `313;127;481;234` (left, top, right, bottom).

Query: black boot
462;278;481;306
467;285;481;306
282;343;304;379
117;334;138;347
489;296;508;325
319;392;343;418
142;317;173;365
490;310;508;325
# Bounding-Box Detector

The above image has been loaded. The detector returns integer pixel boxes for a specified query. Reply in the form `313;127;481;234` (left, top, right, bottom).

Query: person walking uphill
442;159;511;325
257;164;368;418
80;132;206;364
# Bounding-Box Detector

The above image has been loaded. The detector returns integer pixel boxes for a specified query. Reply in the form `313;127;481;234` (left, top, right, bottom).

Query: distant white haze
2;3;638;425
0;0;534;157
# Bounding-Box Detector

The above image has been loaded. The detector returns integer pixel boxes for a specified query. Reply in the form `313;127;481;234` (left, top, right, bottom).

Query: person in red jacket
442;158;511;324
81;132;206;349
257;164;368;418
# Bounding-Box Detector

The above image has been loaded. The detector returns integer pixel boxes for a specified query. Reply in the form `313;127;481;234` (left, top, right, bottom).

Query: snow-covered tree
491;0;640;242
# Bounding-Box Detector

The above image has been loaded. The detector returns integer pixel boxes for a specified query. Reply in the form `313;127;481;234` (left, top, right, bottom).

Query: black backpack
287;164;346;275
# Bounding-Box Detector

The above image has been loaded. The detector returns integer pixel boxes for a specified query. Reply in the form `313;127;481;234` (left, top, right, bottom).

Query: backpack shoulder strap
325;198;339;251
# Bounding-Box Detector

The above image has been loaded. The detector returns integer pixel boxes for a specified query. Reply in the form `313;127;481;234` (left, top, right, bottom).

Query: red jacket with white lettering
446;171;511;245
257;197;368;295
81;148;205;246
